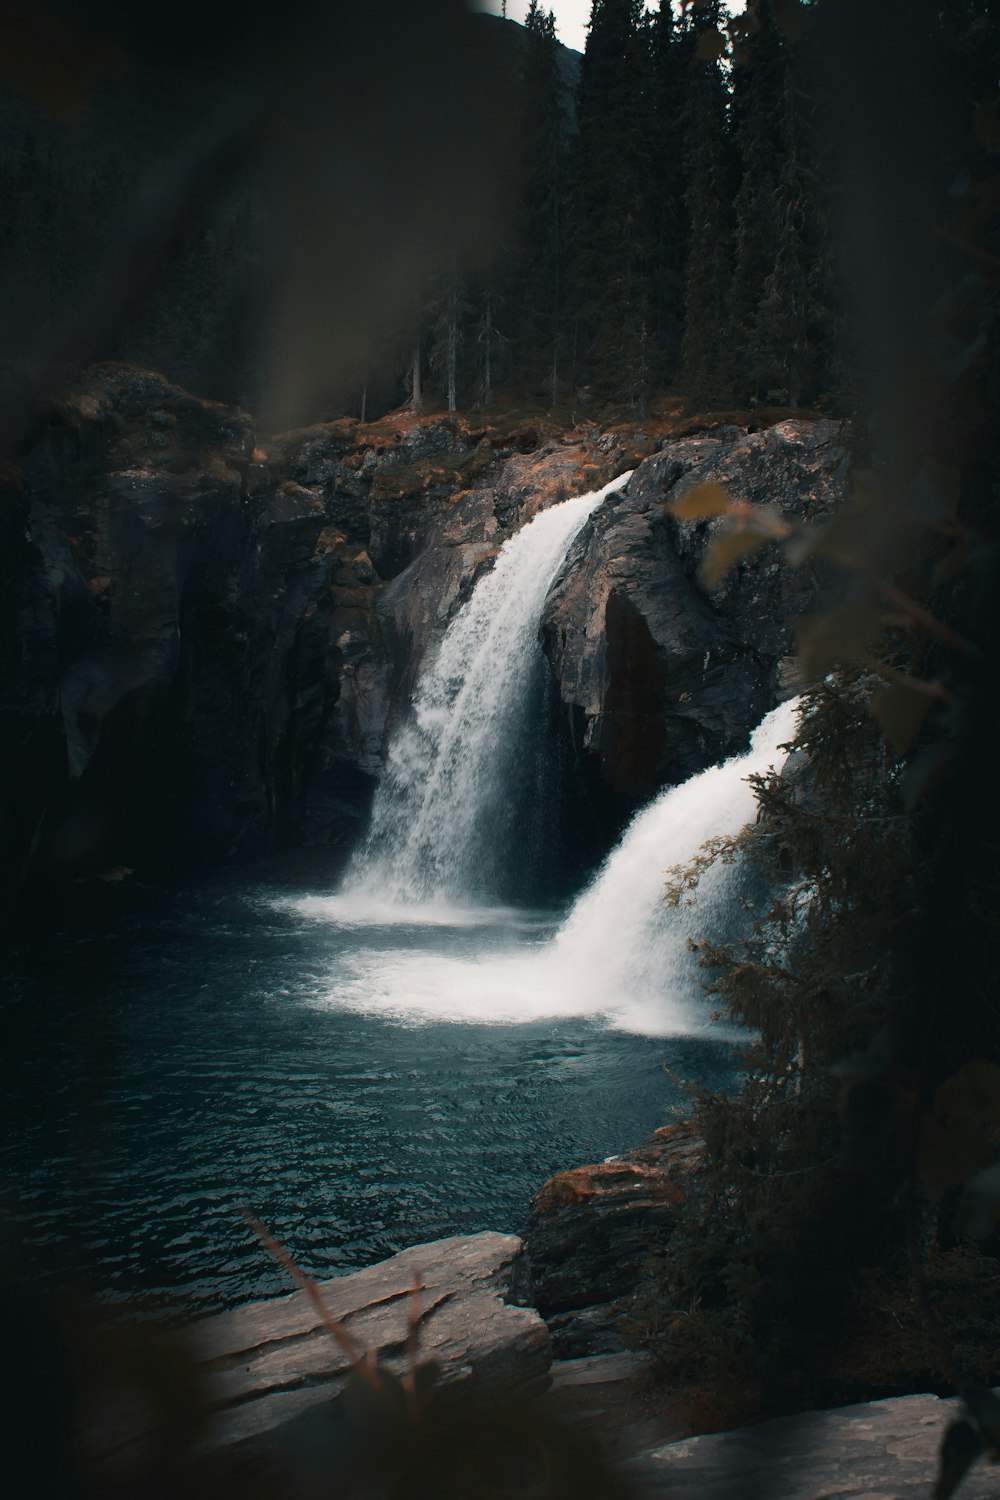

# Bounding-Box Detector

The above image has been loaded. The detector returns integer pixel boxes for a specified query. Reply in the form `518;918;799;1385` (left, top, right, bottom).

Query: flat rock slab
629;1389;997;1499
92;1232;549;1467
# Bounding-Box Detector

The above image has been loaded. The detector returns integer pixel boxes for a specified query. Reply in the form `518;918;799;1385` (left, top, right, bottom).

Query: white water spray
545;695;800;1028
293;698;799;1035
348;473;632;907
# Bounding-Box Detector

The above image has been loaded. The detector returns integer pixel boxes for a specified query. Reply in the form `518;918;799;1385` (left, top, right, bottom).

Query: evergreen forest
3;0;986;426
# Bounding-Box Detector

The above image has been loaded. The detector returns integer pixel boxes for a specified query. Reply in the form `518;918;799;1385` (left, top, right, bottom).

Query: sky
474;1;747;54
475;1;631;53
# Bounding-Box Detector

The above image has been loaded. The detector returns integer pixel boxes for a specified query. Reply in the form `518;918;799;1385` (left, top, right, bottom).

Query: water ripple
2;876;738;1315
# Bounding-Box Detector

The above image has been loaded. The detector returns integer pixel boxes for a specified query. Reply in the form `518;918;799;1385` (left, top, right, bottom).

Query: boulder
88;1231;550;1472
521;1123;705;1352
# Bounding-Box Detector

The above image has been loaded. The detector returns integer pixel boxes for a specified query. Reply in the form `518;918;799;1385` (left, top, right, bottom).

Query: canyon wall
0;365;846;936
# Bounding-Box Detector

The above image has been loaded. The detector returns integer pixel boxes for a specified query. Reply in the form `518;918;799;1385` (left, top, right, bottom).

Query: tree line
0;1;844;422
385;0;990;422
405;0;840;417
0;0;988;425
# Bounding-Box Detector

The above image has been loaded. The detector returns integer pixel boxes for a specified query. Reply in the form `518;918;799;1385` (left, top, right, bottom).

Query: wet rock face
372;445;591;715
1;363;847;937
86;1232;550;1482
0;368;587;931
1;369;393;930
541;420;847;817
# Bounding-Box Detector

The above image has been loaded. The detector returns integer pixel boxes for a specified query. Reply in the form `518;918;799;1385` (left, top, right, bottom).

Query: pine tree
679;0;733;403
512;2;570;405
428;256;470;412
753;69;827;406
728;1;786;400
647;2;688;382
475;280;505;406
408;328;424;413
570;0;655;409
632;677;921;1413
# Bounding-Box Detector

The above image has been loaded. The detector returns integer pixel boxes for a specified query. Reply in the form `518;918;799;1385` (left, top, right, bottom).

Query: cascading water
296;697;799;1035
545;695;800;1031
291;461;800;1030
347;473;633;908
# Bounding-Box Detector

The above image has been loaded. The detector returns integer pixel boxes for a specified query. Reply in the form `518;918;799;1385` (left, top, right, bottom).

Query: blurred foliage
633;12;1000;1489
0;0;514;434
332;1363;633;1500
2;0;999;1491
625;15;1000;1485
0;0;882;427
5;1220;635;1499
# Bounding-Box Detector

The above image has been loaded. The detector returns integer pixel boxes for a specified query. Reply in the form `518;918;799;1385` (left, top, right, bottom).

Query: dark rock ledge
627;1389;994;1499
84;1218;982;1500
83;1123;978;1500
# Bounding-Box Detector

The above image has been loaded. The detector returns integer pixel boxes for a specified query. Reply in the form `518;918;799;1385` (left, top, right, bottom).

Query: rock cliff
1;367;847;939
0;369;548;933
541;421;846;826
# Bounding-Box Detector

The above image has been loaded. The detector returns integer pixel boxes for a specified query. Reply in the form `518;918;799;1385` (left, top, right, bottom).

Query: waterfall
347;473;633;908
545;696;800;1031
296;697;799;1036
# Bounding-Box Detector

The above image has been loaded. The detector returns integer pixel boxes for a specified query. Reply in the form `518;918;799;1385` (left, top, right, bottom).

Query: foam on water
548;696;800;1019
287;699;800;1035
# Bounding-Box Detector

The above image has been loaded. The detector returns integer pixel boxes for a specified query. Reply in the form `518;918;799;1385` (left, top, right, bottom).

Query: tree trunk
410;335;423;413
551;173;561;408
480;290;493;407
447;278;458;413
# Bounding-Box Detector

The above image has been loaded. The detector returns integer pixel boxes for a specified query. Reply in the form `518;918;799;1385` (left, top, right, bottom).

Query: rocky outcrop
520;1123;706;1356
86;1232;549;1480
542;420;846;815
1;363;848;939
80;1222;973;1500
0;369;576;934
2;369;382;926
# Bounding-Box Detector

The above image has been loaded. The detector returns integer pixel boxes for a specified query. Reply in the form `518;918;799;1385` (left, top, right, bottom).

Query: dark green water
1;870;738;1316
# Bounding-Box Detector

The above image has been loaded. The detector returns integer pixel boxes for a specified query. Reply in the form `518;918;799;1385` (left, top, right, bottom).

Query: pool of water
1;867;739;1316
